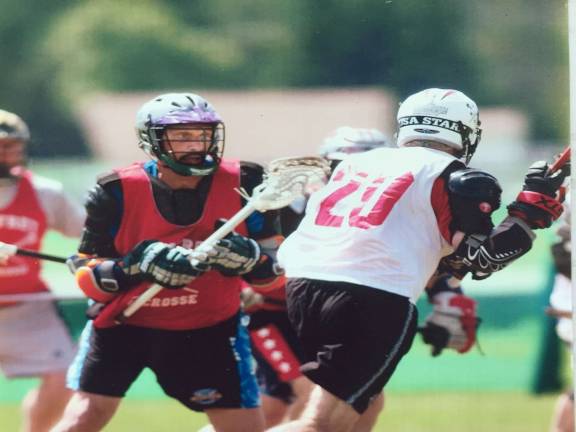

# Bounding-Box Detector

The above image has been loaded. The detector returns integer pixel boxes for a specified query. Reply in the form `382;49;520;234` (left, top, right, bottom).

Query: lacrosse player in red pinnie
54;93;284;432
0;110;85;432
272;88;570;432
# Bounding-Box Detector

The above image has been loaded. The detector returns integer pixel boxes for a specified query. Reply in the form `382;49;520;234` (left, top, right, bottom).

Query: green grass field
0;392;561;431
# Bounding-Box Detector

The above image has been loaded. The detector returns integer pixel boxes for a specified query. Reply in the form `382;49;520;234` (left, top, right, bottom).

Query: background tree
0;0;568;157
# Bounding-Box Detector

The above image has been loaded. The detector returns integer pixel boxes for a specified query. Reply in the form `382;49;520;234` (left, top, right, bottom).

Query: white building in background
74;87;537;201
75;88;397;166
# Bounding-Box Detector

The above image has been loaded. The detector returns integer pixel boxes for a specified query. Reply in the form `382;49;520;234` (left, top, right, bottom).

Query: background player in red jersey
0;110;85;432
52;93;284;432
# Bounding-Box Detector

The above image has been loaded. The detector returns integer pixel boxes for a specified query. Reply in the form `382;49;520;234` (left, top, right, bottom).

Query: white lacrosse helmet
0;110;30;141
396;88;481;164
319;127;389;161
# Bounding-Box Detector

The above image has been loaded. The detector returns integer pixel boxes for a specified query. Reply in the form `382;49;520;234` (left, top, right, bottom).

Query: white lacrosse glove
0;241;17;264
421;291;480;356
191;231;261;277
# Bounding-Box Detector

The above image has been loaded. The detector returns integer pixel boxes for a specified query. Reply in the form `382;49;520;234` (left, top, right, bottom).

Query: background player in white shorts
547;195;573;432
0;110;85;432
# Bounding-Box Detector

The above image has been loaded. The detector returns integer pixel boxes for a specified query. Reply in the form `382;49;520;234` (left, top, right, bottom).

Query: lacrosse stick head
251;156;331;211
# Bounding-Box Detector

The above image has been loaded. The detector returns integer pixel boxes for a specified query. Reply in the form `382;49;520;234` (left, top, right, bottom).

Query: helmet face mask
151;123;224;176
396;88;482;165
136;93;225;176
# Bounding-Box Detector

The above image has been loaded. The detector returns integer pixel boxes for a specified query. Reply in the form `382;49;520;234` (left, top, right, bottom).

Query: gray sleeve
32;175;86;237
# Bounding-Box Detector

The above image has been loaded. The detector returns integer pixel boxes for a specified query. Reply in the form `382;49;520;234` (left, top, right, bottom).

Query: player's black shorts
66;313;259;412
248;309;306;404
286;278;418;414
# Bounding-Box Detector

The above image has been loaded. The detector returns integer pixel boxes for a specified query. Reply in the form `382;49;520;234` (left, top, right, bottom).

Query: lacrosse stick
545;306;572;319
115;156;331;323
0;241;68;264
548;146;570;175
14;248;68;264
0;291;86;303
547;146;571;202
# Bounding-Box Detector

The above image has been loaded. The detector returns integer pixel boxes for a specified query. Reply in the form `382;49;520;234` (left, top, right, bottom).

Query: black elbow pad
448;168;502;235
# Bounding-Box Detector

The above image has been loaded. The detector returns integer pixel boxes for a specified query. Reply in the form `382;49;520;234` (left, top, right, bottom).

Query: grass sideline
0;392;559;431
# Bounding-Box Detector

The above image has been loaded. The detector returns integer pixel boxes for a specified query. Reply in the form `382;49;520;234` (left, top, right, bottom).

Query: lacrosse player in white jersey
238;127;390;431
272;88;570;432
0;110;85;432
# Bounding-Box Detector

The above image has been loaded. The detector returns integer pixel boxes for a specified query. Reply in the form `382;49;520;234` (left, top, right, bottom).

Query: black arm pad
453;216;534;279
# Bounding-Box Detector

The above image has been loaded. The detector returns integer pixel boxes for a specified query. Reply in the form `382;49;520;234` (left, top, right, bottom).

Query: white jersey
278;146;458;302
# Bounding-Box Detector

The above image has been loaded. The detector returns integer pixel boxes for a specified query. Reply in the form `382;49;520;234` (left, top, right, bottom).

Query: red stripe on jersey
430;176;452;243
250;324;302;382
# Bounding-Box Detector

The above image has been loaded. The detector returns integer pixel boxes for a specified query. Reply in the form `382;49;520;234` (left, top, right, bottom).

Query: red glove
421;292;480;356
507;160;569;229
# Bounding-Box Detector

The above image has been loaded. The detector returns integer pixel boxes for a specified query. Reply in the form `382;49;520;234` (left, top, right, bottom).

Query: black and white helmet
0;110;30;141
135;93;224;176
396;88;481;164
319;127;389;161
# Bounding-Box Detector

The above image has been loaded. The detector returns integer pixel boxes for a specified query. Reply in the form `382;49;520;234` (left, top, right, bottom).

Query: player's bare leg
352;392;384;432
205;407;265;432
285;376;314;421
267;385;360;432
261;394;289;427
549;392;574;432
50;392;122;432
21;371;71;432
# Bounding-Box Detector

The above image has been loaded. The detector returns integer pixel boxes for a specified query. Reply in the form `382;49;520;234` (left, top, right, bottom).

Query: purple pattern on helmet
156;106;221;125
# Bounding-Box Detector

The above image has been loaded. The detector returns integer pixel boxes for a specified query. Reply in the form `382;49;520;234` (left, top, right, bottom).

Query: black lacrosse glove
189;221;261;277
123;240;206;289
507;161;569;229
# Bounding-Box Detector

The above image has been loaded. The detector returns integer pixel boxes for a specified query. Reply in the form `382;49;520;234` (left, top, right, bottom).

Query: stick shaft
549;147;571;174
0;292;85;302
115;284;164;323
200;203;257;249
16;248;68;264
545;306;572;319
